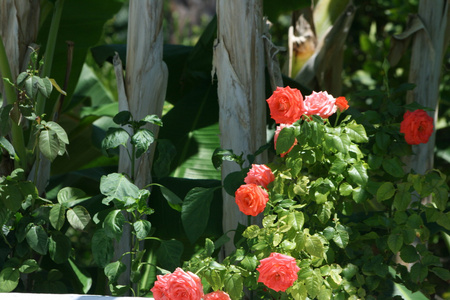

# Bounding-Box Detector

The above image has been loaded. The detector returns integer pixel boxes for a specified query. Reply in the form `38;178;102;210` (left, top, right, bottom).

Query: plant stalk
0;36;27;169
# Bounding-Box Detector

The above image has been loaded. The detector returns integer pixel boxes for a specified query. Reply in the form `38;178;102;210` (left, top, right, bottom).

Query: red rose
151;268;204;300
257;252;300;292
204;290;231;300
400;109;434;145
235;184;269;216
304;91;337;119
244;164;275;189
266;86;306;124
335;96;349;112
274;124;298;157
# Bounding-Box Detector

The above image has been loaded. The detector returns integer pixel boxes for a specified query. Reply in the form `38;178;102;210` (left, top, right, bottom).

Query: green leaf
0;267;20;292
49;231;71;264
388;233;403;254
49;204;66;230
211;148;243;170
224;272;244;300
133;220;152;240
105;261;126;283
141;114;162;126
223;170;245;196
131;128;154;158
339;182;353;196
276;126;296;155
347;161;368;186
100;173;140;205
92;229;114;267
19;259;39;274
305;270;322;298
0;136;15;159
394;182;412;211
113;111;132;125
68;258;92;294
382;157;405;178
57;187;86;206
103;209;126;240
67;206;91;231
46;121;69;144
333;224;350;248
159;185;183;212
181;187;215;244
376;182;396;201
410;263;428;282
431;267;450;281
288;211;304;231
101;127;130;157
400;245;419;263
156;239;184;272
305;235;325;258
317;201;332;224
26;225;48;255
345;122;368;143
39;129;60;161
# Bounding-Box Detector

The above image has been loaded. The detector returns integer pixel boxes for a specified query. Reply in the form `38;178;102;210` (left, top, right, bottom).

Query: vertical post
214;0;267;256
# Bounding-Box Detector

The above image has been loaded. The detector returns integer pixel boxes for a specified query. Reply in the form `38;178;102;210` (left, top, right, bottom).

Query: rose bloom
204;290;231;300
304;91;337;119
400;109;434;145
335;96;349;112
244;164;275;189
266;86;306;124
235;184;269;216
151;268;204;300
274;124;298;157
257;252;300;292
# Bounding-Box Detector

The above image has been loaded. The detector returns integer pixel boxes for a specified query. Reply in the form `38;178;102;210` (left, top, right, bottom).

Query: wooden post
214;0;267;256
406;0;450;175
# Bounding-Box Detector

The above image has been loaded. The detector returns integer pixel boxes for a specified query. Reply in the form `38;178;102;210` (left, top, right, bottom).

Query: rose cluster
151;267;231;300
267;86;348;156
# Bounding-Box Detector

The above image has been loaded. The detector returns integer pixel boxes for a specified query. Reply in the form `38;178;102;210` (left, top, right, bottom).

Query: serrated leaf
181;187;215;244
305;235;325;258
394;182;412;211
101;127;130;156
105;261;126;283
305;270;322;298
345;122;368;143
377;182;396;201
0;268;20;292
400;245;419;263
103;209;125;240
57;187;86;205
45;121;69;144
141;114;162;126
100;173;140;205
347;161;368;186
49;204;66;230
131;128;154;158
40;77;53;98
388;233;403;254
410;263;428;282
276;126;296;155
382;157;405;178
39;129;60;161
92;229;114;267
431;267;450;281
333;224;350;248
25;225;48;255
133;219;151;240
67;206;91;231
224;273;244;300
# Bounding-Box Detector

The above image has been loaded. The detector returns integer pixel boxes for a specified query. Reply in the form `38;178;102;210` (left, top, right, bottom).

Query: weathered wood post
214;0;267;256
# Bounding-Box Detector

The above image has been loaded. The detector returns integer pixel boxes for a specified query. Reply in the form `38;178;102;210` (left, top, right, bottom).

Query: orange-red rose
335;96;349;112
304;91;337;119
274;124;298;157
266;86;306;124
204;290;231;300
257;252;300;292
400;109;434;145
244;164;275;189
235;184;269;216
151;268;204;300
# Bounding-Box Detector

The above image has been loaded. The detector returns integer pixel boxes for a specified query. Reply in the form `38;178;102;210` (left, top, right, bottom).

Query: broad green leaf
159;185;183;212
347;161;368;186
432;186;448;211
141;114;162;126
133;219;152;240
101;127;130;157
156;239;184;272
400;245;420;263
103;209;125;240
26;225;48;255
375;131;390;151
410;263;428;282
376;182;396;201
387;233;403;254
339;182;352;196
131;128;154;158
181;187;215;244
19;259;39;274
305;270;322;298
49;231;71;264
49;204;66;230
68;258;92;294
45;121;69;144
0;136;15;159
39;129;60;161
288;211;304;231
382;157;405;178
100;173;140;205
394;182;412;211
57;187;86;205
333;224;350;248
92;229;114;267
67;206;91;231
317;202;332;224
431;267;450;281
223;170;245;196
276;126;296;155
345;122;368;143
105;261;126;283
113;111;132;125
0;267;20;292
39;77;53;98
305;235;325;258
224;272;244;300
